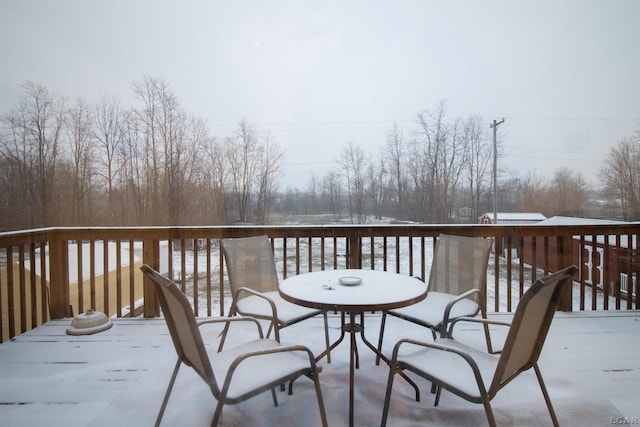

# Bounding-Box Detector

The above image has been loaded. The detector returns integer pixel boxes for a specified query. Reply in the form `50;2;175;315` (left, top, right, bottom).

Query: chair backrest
428;234;493;305
221;235;280;296
489;265;578;396
140;264;219;394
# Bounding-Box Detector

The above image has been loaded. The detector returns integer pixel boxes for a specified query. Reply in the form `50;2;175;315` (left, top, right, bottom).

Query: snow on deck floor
0;311;638;426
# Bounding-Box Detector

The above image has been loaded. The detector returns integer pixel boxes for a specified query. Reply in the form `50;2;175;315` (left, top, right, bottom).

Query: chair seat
236;291;323;325
210;338;312;400
398;338;498;399
388;291;479;329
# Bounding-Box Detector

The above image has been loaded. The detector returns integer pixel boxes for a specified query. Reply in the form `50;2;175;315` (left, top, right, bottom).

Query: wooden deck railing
1;224;638;342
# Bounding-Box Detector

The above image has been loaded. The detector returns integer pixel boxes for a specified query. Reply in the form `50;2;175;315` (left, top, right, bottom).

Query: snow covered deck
1;311;638;426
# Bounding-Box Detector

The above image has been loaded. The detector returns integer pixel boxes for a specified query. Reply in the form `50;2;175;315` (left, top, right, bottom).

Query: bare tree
117;110;148;224
463;115;493;221
93;95;124;224
133;76;200;224
338;142;366;224
517;171;547;213
225;119;262;223
322;170;343;221
64;98;96;224
255;132;284;224
547;167;589;216
413;102;465;222
601;136;640;220
384;123;409;219
0;82;65;227
364;153;389;220
197;135;227;224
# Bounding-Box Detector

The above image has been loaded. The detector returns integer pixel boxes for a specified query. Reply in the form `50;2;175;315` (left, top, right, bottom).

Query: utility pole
490;118;505;224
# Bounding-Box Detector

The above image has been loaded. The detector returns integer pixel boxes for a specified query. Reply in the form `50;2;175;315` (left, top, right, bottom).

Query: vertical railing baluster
395;236;400;273
408;236;414;277
518;236;524;299
591;234;598;310
295;237;300;275
116;240;122;318
531;235;538;282
90;240;96;311
420;237;426;282
6;247;15;338
193;239;199;316
128;240;136;317
308;237;313;272
494;236;500;313
76;240;83;314
39;242;47;322
219;243;225;317
180;239;187;293
615;234;621;310
206;238;212;317
0;248;5;342
383;236;388;272
29;243;37;329
579;236;586;311
282;238;288;279
603;233;610;310
370;236;375;270
18;245;26;333
103;240;109;316
506;235;512;312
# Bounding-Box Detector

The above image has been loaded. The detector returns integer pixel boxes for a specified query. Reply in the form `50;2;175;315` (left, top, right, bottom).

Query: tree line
279;108;639;224
1;79;638;232
0;78;283;230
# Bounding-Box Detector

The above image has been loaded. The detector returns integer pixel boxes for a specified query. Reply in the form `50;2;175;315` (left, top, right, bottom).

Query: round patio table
280;269;427;427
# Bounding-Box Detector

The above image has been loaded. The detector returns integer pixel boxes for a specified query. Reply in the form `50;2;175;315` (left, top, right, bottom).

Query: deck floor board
0;311;638;426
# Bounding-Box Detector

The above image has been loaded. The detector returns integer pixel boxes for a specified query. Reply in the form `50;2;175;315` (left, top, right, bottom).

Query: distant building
521;216;637;301
479;213;547;258
479;212;547;225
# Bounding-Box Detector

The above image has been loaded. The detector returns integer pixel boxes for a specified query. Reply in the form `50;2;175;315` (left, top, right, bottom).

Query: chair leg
380;364;397;427
211;400;225;427
481;395;497;427
155;360;182;427
376;311;387;366
433;384;442;406
312;369;329;427
217;307;236;352
534;363;560;427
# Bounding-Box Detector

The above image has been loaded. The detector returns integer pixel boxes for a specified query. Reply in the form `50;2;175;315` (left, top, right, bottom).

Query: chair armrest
448;316;511;354
235;287;279;319
442;289;481;325
448;316;511;331
197;316;264;339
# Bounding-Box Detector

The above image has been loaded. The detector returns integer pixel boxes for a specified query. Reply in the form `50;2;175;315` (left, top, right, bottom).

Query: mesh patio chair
380;265;578;427
377;234;494;364
140;264;328;427
220;235;331;362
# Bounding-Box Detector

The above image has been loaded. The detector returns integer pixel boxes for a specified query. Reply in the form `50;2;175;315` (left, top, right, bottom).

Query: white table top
279;269;427;312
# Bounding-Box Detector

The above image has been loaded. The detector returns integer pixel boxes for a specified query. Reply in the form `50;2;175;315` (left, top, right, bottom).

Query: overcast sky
1;0;639;189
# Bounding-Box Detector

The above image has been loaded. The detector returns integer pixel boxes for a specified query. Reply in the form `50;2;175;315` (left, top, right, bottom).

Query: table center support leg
349;312;357;427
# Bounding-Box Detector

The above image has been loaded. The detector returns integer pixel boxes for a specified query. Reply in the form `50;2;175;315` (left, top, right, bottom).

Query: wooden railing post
142;239;161;318
557;235;574;312
49;235;70;319
347;236;362;269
